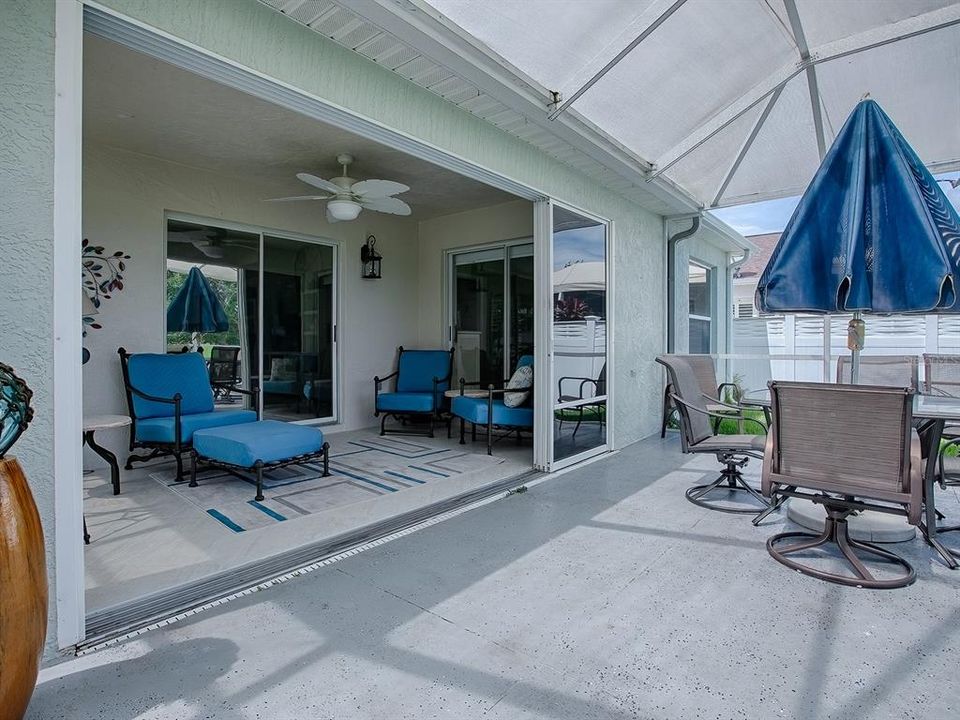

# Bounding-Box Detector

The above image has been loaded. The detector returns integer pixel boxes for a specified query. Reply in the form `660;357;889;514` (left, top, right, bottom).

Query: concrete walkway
30;435;960;719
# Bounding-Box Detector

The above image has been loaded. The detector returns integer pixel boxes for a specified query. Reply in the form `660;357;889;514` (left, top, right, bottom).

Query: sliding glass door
450;242;534;386
550;205;609;466
166;217;337;424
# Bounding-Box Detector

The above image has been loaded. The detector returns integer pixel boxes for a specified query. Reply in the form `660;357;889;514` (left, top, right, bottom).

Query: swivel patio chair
119;347;259;481
208;345;241;403
761;381;923;589
660;354;742;437
374;346;454;437
837;354;919;390
922;353;960;530
655;355;773;519
557;363;605;438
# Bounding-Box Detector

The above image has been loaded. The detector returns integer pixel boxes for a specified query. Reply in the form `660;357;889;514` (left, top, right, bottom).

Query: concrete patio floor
33;434;960;719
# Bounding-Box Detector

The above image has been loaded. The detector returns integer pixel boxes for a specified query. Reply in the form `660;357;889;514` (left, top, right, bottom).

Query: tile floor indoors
40;433;960;719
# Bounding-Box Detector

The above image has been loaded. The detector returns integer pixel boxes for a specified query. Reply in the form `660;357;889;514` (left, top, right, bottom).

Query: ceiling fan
168;229;227;259
265;153;412;222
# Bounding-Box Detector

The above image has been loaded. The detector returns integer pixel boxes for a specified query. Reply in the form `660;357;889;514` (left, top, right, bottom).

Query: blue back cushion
516;355;534;370
396;350;452;393
127;352;214;419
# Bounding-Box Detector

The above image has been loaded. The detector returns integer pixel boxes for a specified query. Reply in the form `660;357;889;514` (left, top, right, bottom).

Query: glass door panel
552;206;608;463
165;219;259;411
453;249;505;387
507;244;535;371
259;235;335;422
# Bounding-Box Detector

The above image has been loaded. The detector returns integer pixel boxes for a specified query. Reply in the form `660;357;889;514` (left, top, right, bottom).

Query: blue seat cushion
376;392;438;413
396;350;452;393
451;396;533;428
262;379;298;396
193;419;325;467
135;409;257;444
127;352;214;418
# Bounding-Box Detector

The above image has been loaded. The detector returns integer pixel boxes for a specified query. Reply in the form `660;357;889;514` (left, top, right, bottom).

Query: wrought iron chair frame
118;347;260;481
374;346;455;438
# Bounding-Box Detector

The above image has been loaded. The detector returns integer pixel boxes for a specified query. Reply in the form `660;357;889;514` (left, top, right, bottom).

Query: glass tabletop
738;388;960;420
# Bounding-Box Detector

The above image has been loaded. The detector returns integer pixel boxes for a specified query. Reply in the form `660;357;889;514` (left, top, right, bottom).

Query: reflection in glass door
551;206;608;464
451;242;534;386
257;236;336;421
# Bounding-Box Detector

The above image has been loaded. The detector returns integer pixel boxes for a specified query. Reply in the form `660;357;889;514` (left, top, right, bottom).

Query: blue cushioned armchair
119;347;259;481
451;355;534;455
374;346;454;437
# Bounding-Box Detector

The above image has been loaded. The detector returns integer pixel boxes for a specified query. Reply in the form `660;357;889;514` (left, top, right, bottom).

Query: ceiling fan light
327;199;362;221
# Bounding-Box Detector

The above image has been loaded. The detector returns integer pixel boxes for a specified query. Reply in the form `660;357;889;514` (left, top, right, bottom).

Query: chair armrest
701;394;743;412
126;383;181;407
716;382;742;403
558;375;596;399
374;370;399;391
671;393;767;433
229;385;261;418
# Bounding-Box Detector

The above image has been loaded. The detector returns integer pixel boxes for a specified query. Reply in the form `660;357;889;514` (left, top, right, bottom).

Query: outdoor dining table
740;388;960;568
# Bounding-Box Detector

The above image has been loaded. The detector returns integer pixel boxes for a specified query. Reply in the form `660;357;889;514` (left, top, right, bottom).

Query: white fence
554;317;606;396
729;314;960;392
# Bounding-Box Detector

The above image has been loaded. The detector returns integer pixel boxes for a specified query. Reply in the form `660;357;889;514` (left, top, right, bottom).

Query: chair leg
752;493;788;526
685;457;771;515
459;418;465;445
767;509;915;588
572;406;584;438
380;413;388;436
471;423;477;441
189;450;198;488
322;442;330;477
254;460;265;502
174;451;184;483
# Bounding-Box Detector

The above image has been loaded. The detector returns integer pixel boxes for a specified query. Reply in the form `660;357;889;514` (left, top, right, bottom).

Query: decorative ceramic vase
0;363;45;720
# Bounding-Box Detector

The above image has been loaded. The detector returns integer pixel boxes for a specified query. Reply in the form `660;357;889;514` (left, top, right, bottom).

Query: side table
83;414;132;496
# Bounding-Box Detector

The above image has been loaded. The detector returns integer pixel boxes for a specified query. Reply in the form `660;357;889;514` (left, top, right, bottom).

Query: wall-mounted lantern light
361;235;382;279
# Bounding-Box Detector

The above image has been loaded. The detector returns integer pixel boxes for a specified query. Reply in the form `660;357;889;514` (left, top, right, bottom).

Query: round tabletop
444;389;488;398
83;414;132;432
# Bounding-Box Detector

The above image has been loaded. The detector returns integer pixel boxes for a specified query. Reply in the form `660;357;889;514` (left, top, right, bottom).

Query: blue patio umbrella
166;266;230;334
755;99;960;380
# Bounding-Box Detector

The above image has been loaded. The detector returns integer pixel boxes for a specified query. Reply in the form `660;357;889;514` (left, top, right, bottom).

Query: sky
708;171;960;237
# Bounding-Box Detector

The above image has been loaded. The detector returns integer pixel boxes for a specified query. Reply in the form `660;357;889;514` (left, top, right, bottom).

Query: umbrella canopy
166;266;229;333
756;100;960;315
553;261;605;294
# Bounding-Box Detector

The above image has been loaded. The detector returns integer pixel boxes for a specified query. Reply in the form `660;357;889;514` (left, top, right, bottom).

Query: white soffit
422;0;960;208
258;0;699;216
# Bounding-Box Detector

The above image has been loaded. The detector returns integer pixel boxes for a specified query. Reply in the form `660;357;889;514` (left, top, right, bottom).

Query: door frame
536;199;615;472
163;211;340;425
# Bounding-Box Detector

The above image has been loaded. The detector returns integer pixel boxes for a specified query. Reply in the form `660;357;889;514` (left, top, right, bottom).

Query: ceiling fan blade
296;172;342;194
360;196;412;216
350;179;410;198
264;195;332;202
325;205;343;224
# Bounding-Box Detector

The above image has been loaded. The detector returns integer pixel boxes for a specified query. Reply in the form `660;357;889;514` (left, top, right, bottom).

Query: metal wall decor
82;238;131;363
360;235;382;279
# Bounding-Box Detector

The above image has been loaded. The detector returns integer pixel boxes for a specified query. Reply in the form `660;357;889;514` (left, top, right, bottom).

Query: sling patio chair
660;354;743;438
836;354;919;390
557;363;605;438
655;355;775;520
923;353;960;497
761;381;923;589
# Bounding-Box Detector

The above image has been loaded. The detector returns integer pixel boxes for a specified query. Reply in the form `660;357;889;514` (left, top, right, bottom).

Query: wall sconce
361;235;382;279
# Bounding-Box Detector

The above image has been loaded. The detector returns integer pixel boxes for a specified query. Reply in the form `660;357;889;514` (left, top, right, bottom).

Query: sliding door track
82;469;540;649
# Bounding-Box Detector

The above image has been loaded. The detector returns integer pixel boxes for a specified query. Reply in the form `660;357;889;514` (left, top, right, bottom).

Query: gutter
665;215;700;352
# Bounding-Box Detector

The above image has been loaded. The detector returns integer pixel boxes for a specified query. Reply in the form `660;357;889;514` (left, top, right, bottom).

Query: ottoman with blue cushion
190;420;329;501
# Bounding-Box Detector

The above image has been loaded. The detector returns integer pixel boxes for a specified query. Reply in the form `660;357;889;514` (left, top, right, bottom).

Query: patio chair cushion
376;392;438;414
193;420;324;467
451;395;533;428
396;350;452;393
127;352;214;419
135;409;257;444
262;379;298;396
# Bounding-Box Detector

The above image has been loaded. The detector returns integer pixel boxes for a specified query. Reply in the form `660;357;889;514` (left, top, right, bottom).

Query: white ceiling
82;34;517;220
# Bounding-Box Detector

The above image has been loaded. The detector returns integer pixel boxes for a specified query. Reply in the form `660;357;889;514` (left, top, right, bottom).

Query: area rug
149;434;505;534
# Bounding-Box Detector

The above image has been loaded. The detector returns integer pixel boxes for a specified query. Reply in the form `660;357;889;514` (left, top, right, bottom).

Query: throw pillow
270;357;297;381
503;364;534;408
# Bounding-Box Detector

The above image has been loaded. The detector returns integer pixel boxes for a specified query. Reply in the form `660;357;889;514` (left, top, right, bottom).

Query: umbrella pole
847;312;865;384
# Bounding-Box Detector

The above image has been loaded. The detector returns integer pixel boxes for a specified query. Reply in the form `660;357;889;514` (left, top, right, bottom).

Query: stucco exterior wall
0;0;59;653
94;0;669;447
672;232;732;356
83;143;422;458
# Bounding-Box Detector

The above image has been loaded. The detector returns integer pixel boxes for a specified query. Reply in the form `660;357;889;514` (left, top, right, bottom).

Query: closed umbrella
166;266;229;346
756;99;960;381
